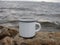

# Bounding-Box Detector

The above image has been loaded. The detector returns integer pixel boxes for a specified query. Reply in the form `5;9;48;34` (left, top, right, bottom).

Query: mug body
19;21;36;38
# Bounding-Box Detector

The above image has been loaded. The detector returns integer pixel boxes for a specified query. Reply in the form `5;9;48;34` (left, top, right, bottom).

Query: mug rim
19;20;37;22
19;17;37;22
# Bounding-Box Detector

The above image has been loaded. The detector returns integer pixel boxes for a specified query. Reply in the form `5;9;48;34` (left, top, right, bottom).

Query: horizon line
0;0;60;3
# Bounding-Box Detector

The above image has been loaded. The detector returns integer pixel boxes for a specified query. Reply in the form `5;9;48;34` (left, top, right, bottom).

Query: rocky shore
0;26;60;45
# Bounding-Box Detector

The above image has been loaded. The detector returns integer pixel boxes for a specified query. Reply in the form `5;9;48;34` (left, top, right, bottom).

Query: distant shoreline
0;1;60;3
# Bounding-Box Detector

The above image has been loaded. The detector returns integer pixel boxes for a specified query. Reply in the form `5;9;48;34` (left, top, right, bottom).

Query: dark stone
0;26;4;29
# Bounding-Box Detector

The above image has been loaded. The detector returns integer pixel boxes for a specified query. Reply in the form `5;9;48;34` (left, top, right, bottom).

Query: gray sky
0;0;60;2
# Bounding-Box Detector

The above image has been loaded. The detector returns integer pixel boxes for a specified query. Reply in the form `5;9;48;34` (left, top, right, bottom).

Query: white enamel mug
19;18;41;38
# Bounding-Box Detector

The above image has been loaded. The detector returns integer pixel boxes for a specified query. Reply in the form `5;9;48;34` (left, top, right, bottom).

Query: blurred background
0;0;60;32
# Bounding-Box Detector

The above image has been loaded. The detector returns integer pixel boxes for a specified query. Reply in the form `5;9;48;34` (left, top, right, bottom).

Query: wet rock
55;32;60;37
0;26;4;29
0;40;4;45
2;36;14;45
0;26;60;45
0;26;18;40
7;28;18;37
40;39;56;45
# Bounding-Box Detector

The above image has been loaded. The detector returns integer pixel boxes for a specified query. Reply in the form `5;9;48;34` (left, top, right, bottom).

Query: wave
40;21;60;29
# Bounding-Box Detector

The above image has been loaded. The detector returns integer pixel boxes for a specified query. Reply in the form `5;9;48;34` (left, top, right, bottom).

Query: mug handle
35;22;41;32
